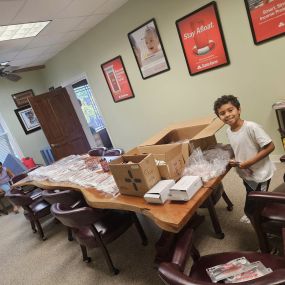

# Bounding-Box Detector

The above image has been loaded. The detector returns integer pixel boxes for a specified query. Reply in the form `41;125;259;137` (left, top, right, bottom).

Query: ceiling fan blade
5;73;22;82
13;65;45;73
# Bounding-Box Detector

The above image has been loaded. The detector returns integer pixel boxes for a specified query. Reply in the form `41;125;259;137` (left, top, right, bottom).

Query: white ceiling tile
12;0;72;23
14;46;49;59
0;0;128;69
0;0;25;25
25;33;70;48
57;0;106;18
98;0;127;14
40;17;85;35
0;37;31;52
0;51;19;62
10;57;37;66
76;14;108;31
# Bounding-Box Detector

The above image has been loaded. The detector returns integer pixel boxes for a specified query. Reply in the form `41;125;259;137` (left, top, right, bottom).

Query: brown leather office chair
158;228;285;285
104;148;124;156
247;183;285;253
88;147;107;157
51;203;147;275
10;173;42;199
199;183;233;239
6;189;51;240
42;189;86;241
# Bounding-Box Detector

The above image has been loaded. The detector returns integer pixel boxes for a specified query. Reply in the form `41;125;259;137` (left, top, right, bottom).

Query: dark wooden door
29;88;90;160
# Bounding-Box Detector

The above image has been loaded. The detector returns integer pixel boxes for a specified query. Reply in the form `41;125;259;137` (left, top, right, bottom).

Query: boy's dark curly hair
213;95;240;116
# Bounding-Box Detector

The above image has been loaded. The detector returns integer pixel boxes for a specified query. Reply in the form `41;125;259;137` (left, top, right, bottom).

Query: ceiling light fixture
0;21;51;42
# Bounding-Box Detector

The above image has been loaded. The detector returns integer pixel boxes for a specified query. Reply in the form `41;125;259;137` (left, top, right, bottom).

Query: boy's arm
6;168;15;178
239;141;275;169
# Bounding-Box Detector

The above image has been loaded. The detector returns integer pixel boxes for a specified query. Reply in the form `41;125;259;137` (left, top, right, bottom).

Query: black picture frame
14;106;41;135
11;89;35;108
128;18;170;79
101;56;135;103
176;1;230;76
244;0;285;45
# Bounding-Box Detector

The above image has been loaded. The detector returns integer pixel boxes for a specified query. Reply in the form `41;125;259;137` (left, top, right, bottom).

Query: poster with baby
128;18;170;79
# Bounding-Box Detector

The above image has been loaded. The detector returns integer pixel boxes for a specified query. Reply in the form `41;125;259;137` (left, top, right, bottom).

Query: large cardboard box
109;154;161;197
140;116;224;161
127;144;185;181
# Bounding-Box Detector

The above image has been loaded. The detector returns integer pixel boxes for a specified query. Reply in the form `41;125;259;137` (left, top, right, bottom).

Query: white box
168;176;203;201
144;180;175;204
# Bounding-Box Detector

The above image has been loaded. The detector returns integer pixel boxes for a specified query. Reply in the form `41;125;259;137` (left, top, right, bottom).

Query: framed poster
101;56;135;103
176;1;230;76
128;18;170;79
11;89;34;108
14;106;41;135
244;0;285;45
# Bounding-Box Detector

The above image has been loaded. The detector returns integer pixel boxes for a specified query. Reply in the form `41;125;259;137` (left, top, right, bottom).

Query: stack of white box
168;176;203;201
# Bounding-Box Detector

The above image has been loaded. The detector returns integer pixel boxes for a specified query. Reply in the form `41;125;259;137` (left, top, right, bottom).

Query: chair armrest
247;191;285;204
158;263;285;285
159;262;207;285
171;228;194;271
283;228;285;255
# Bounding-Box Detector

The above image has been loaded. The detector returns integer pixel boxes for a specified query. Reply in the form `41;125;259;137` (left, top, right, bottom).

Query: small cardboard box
144;179;175;204
127;144;185;181
109;154;161;197
140;116;224;161
168;176;203;201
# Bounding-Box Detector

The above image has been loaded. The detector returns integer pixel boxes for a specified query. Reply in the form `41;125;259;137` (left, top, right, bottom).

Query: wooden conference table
14;171;227;234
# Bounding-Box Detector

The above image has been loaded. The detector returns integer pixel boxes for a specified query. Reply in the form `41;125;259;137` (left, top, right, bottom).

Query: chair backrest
88;147;107;157
158;228;285;285
104;148;124;156
51;203;104;228
3;154;27;175
42;189;84;207
5;191;33;207
11;173;28;184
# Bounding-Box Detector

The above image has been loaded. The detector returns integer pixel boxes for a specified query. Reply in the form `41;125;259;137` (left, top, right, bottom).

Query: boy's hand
229;159;240;167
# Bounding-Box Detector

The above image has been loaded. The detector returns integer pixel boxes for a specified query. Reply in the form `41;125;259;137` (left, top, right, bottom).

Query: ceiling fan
0;63;45;82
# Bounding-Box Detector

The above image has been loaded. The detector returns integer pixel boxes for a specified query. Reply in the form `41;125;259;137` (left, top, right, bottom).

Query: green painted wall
0;71;48;164
1;0;285;162
42;0;285;156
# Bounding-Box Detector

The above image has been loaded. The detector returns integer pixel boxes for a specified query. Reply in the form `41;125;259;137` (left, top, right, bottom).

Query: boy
0;162;19;213
213;95;275;220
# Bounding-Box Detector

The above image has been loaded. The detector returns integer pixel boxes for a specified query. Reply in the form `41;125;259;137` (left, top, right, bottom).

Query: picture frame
128;18;170;79
11;89;35;108
101;56;135;103
14;105;41;135
176;1;230;76
244;0;285;45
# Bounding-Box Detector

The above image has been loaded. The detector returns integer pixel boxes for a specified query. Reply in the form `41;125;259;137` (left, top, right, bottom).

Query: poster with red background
101;56;135;103
176;1;229;75
245;0;285;44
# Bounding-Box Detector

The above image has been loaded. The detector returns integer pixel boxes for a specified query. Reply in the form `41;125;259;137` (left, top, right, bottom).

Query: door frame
61;73;96;148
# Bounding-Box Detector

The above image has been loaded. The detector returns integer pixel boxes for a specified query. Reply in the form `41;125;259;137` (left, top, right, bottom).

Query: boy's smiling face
217;102;241;128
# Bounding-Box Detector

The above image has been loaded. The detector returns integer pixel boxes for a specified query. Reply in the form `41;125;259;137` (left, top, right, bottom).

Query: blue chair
3;154;27;175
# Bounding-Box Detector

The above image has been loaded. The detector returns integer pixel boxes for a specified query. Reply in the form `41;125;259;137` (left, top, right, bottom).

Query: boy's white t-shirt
226;120;275;183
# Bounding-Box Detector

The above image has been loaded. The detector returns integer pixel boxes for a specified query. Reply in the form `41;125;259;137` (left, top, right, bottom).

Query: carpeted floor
0;163;284;285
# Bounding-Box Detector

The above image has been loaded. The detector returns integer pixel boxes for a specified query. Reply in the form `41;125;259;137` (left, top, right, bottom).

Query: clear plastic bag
183;144;233;182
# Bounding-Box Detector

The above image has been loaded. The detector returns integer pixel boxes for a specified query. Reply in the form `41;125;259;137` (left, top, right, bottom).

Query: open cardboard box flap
126;144;185;181
139;116;224;161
